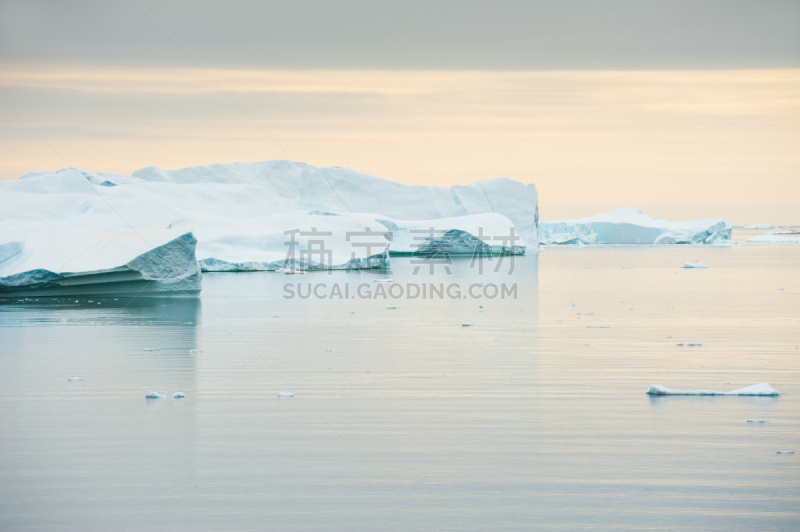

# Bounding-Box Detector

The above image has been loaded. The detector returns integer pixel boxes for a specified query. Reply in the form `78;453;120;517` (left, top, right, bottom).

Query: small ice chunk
568;301;576;307
277;392;294;398
145;390;166;398
646;383;781;396
374;279;394;283
584;312;594;316
462;322;472;327
776;450;794;454
682;262;708;269
687;343;702;347
173;392;185;398
479;305;485;308
67;377;83;381
385;305;397;309
143;347;160;352
747;419;757;423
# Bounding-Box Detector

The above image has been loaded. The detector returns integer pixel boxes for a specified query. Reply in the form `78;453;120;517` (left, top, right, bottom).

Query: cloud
1;0;798;70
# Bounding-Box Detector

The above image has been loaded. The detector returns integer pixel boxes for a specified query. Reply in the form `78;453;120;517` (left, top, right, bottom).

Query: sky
1;0;799;223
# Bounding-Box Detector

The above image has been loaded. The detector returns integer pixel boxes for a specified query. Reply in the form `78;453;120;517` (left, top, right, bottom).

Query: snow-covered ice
0;224;201;296
540;208;731;245
145;390;166;398
646;383;780;396
682;262;708;269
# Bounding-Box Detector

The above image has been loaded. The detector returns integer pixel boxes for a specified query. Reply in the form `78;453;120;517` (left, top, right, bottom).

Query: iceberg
145;390;166;399
540;208;731;245
377;213;526;255
743;223;774;230
0;223;201;297
1;162;539;276
646;383;780;396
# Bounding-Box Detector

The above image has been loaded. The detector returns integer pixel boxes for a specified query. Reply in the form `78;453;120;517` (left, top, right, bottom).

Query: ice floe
682;262;708;269
67;377;83;381
746;419;768;423
173;392;185;398
646;383;780;396
540;208;731;245
145;390;166;398
745;234;800;245
277;392;294;398
0;224;201;296
776;450;794;454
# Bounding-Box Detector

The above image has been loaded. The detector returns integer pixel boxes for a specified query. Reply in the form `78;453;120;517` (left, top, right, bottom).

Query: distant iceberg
743;223;774;230
746;234;800;245
0;223;201;297
646;383;780;396
540;208;731;245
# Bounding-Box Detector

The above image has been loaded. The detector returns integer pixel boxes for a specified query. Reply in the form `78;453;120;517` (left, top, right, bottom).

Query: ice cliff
539;208;731;245
0;224;201;296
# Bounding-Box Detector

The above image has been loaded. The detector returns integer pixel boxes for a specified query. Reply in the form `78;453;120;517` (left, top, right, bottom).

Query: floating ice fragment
462;322;472;327
646;383;780;396
385;305;397;309
145;390;166;398
747;419;768;423
776;450;794;454
584;312;594;316
688;343;702;347
568;301;576;307
67;377;83;381
277;392;294;398
143;348;160;352
682;262;708;269
587;326;610;328
173;392;184;398
374;279;394;283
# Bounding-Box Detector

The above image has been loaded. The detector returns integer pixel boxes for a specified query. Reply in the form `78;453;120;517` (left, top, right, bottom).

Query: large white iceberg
540;208;731;245
646;383;780;396
0;162;539;275
0;224;201;296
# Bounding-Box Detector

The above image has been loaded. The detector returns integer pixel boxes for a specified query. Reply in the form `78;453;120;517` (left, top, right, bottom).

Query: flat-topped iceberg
1;162;539;276
540;208;731;245
646;383;780;396
0;224;201;297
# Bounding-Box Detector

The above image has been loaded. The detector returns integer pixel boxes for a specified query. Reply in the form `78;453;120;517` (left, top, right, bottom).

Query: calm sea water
1;244;798;531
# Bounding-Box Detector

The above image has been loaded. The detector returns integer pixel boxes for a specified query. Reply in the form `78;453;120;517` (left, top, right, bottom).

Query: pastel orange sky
1;1;798;224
